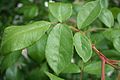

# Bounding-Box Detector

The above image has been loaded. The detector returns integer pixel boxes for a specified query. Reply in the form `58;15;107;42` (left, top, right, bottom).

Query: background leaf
99;9;114;28
1;51;21;70
62;63;81;73
74;32;92;62
1;21;51;55
49;13;58;23
102;49;120;59
5;65;24;80
113;37;120;53
17;5;38;19
48;2;72;22
45;24;73;74
103;29;120;41
28;34;48;64
77;0;102;29
84;61;114;76
117;13;120;25
26;63;49;80
110;7;120;19
100;0;109;8
46;72;64;80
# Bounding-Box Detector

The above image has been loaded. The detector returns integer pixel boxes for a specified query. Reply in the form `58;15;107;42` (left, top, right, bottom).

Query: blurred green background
0;0;120;80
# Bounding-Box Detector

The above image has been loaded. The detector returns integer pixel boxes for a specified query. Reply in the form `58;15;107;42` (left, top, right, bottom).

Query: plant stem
101;56;105;80
117;71;120;80
70;26;80;32
80;62;84;80
92;44;120;80
80;70;83;80
92;44;120;69
85;28;107;33
70;26;107;33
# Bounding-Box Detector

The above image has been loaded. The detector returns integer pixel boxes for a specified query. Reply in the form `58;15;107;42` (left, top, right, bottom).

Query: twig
92;44;120;80
101;58;105;80
80;70;83;80
80;61;84;80
70;26;80;32
85;28;107;33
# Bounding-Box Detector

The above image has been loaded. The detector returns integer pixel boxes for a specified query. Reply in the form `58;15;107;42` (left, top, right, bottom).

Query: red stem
92;44;120;80
101;56;105;80
70;25;120;79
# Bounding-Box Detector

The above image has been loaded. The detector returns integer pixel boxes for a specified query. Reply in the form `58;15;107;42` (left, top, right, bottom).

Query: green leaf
0;56;4;65
102;50;120;59
18;5;38;18
74;32;92;62
28;34;48;64
45;24;73;75
110;7;120;19
100;0;109;8
62;63;81;73
113;37;120;53
5;65;24;80
26;63;49;80
103;29;120;41
1;21;51;55
91;33;105;45
84;61;114;75
99;9;114;28
90;33;108;49
1;51;21;70
46;72;64;80
77;0;102;29
117;13;120;25
48;2;72;22
49;13;59;23
73;4;83;14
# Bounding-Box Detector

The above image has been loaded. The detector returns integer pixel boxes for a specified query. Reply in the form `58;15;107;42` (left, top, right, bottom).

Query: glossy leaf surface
77;0;101;29
99;9;114;27
1;21;51;54
45;24;73;74
49;3;72;22
46;72;64;80
1;51;21;70
113;37;120;53
74;32;92;62
62;63;81;73
28;34;48;64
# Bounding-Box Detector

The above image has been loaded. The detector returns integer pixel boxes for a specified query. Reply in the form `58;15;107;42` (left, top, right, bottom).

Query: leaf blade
99;9;114;28
84;61;114;75
49;3;72;22
1;51;21;70
46;72;64;80
113;37;120;53
45;24;73;74
74;32;92;62
28;34;48;64
1;21;51;54
62;63;81;73
77;0;102;29
117;13;120;25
